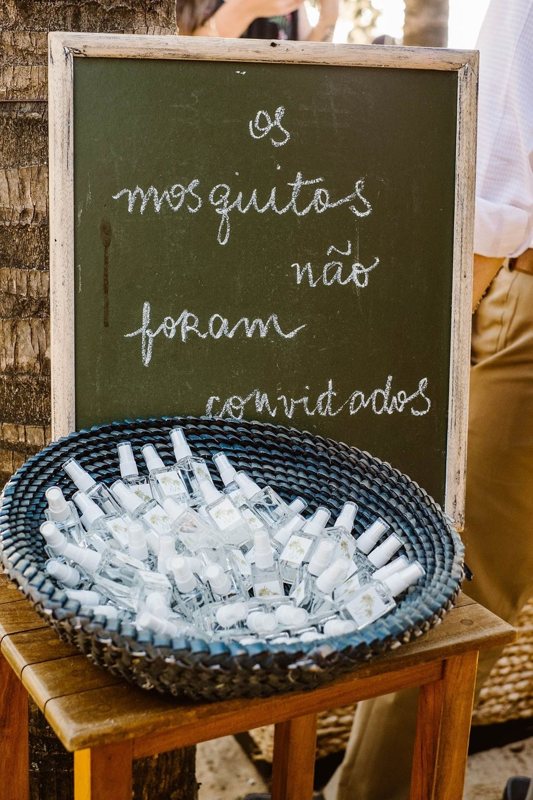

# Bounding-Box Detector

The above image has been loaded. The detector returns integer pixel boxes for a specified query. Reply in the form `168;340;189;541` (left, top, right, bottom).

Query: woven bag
0;416;464;701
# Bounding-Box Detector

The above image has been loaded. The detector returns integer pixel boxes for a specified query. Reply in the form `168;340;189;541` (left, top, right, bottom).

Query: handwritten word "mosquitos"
112;173;373;246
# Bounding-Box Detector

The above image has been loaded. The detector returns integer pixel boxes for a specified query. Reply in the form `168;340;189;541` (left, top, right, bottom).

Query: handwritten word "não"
291;241;380;289
125;301;306;366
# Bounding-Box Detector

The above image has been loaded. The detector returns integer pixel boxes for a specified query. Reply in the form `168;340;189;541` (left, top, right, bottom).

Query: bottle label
336;532;356;559
344;587;394;627
291;578;307;606
253;578;284;598
209;497;242;530
192;460;211;483
334;573;361;604
231;548;252;578
155;470;186;497
103;516;130;549
130;482;152;504
280;534;313;567
142;507;172;536
241;507;265;531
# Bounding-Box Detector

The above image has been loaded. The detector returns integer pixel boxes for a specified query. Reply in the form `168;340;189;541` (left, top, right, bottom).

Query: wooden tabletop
0;573;514;755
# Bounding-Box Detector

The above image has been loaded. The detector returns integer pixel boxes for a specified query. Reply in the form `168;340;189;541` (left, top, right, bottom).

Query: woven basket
0;416;464;701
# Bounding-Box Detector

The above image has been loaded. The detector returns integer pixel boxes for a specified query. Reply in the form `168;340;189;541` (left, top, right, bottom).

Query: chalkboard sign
49;33;477;522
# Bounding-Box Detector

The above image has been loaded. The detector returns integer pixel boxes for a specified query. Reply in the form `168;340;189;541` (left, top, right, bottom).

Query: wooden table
0;573;514;800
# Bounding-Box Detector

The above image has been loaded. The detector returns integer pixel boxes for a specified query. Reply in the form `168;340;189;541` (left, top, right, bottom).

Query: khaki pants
326;264;533;800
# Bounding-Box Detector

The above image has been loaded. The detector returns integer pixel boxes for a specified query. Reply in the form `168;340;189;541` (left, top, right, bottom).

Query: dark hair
176;0;216;33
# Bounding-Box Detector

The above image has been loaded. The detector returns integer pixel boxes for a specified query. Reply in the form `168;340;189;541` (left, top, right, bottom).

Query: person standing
325;1;533;799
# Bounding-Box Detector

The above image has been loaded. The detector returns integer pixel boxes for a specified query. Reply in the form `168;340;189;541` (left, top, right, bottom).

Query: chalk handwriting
112;174;373;246
248;106;290;148
125;301;306;366
291;240;380;288
205;376;432;419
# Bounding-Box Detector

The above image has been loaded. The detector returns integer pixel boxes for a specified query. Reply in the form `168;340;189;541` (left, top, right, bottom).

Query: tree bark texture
1;4;197;799
403;0;449;47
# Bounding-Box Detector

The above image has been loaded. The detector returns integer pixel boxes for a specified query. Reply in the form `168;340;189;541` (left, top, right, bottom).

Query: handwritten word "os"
248;106;290;148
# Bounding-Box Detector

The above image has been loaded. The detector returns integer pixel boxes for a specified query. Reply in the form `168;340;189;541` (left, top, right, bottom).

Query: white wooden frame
48;32;477;525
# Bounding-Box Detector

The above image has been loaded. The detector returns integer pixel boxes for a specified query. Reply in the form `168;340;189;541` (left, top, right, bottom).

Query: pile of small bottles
40;427;425;645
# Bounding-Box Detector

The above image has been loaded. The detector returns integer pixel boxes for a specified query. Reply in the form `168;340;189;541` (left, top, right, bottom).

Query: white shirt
474;0;533;257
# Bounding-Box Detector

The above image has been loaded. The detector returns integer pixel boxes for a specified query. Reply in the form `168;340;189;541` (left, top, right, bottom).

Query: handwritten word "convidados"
112;173;372;246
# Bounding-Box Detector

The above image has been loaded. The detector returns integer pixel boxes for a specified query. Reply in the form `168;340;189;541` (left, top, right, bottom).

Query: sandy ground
197;734;533;800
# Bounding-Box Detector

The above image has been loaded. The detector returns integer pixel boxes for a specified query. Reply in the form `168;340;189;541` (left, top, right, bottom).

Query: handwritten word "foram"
124;301;306;366
112;173;373;246
205;375;432;420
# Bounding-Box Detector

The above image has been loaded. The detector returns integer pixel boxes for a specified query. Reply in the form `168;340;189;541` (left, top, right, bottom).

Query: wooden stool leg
74;740;133;800
0;653;29;800
271;713;317;800
410;650;478;800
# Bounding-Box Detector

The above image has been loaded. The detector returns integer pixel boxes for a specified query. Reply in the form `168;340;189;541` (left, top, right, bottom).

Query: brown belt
510;248;533;276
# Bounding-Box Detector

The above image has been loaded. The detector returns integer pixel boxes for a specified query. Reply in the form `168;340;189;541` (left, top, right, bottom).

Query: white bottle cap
45;487;71;522
162;497;189;520
92;605;119;619
247;611;277;634
303;507;331;536
289;497;307;514
127;521;149;561
215;602;247;628
253;529;274;569
157;536;176;572
65;589;102;605
205;563;232;595
383;562;425;597
63;458;95;493
117;442;139;479
323;618;357;636
274;515;302;547
137;611;178;637
335;501;358;533
144;591;170;616
72;492;105;526
46;559;81;587
308;540;336;576
67;545;101;572
275;604;309;628
141;444;165;472
372;555;408;582
169;556;197;593
40;521;68;553
367;533;402;568
315;558;350;594
299;630;324;642
199;477;221;505
170;427;192;461
111;480;143;513
356;517;390;554
234;472;261;500
212;452;237;487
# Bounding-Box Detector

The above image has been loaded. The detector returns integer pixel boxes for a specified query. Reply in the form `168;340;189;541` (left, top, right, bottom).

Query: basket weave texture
0;416;464;701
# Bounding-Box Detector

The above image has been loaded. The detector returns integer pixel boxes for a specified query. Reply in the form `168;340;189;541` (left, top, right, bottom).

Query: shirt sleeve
474;0;533;257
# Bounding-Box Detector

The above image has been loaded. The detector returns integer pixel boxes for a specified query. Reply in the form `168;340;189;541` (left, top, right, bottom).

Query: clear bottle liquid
251;530;284;599
44;486;84;546
234;472;294;529
117;441;153;504
62;458;120;516
340;562;425;628
73;491;129;551
278;507;331;584
111;479;173;538
162;497;222;552
170;427;212;505
141;444;189;504
198;478;253;548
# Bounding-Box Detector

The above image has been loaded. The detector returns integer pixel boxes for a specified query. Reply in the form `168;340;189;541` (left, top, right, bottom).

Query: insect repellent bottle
250;529;284;599
45;558;83;588
40;521;85;561
44;486;84;545
162;497;222;552
301;557;351;617
324;501;359;560
141;444;189;504
204;562;244;603
168;556;208;615
117;442;153;503
170;427;211;504
126;520;152;564
340;562;425;629
197;600;250;639
212;452;269;534
356;516;390;555
62;458;120;515
111;479;172;538
271;497;308;551
72;491;130;551
290;538;337;606
234;472;294;529
198;478;253;548
278;507;331;584
333;553;409;606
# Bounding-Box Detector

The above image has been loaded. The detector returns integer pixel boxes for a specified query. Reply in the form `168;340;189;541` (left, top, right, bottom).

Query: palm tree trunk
403;0;449;47
1;3;197;798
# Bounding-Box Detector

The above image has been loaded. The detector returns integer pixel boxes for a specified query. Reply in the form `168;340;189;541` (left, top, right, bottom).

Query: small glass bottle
324;501;358;560
212;452;268;535
168;555;208;616
278;507;331;585
197;600;250;639
356;517;390;555
45;558;83;588
126;520;152;565
290;539;337;606
141;444;189;504
73;491;129;551
66;544;146;611
117;441;153;504
44;486;84;545
111;479;173;538
204;562;244;603
170;427;211;505
271;498;308;552
162;497;222;552
300;557;351;618
234;472;294;529
341;562;425;628
333;554;409;606
198;478;252;548
62;458;120;515
251;530;284;599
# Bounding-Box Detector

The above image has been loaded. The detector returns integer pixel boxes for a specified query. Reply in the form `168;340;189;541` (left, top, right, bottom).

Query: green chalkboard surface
49;35;476;516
